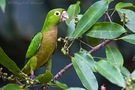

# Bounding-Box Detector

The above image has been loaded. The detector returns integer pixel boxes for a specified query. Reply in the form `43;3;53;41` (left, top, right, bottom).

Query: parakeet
21;8;69;77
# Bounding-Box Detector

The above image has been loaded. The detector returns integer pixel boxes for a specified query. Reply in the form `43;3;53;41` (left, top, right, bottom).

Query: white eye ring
54;11;61;16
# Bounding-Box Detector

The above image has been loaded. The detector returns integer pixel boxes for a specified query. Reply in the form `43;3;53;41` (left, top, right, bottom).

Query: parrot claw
30;71;35;79
51;78;56;83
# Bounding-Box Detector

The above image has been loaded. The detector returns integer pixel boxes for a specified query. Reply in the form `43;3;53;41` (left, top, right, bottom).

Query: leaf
72;49;98;90
66;15;83;38
115;2;134;9
75;48;96;71
131;70;135;80
95;60;125;87
48;81;68;89
73;0;110;38
121;66;130;77
65;87;86;90
0;0;6;12
87;22;126;39
120;34;135;45
0;84;26;90
0;47;21;77
87;37;100;47
101;0;113;3
66;1;80;24
36;70;53;83
106;45;124;69
117;9;135;33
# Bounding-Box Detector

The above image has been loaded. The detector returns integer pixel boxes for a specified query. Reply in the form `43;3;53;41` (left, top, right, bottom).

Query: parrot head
46;8;69;25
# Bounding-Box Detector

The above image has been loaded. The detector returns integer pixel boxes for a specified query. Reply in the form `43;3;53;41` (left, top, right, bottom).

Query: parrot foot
42;84;49;90
30;71;35;79
51;78;56;83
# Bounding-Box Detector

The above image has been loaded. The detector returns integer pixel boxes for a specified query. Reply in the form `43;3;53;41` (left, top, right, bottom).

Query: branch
52;39;112;82
88;39;111;53
52;63;72;82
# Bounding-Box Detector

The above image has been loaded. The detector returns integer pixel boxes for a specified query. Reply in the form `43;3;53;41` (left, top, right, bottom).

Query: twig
110;9;116;17
105;11;112;22
88;40;111;53
52;39;112;82
78;38;93;48
52;63;72;82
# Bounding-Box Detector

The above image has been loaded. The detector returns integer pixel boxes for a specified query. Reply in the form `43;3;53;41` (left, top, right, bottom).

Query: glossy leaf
115;2;134;9
0;84;27;90
0;47;21;77
117;9;135;33
87;37;100;46
66;1;80;24
66;15;82;38
48;81;68;89
95;60;125;87
101;0;113;3
73;0;110;38
120;34;135;45
65;87;86;90
121;66;130;77
87;22;126;39
74;48;96;71
131;70;135;80
106;45;124;69
36;70;53;83
72;50;98;90
0;0;6;12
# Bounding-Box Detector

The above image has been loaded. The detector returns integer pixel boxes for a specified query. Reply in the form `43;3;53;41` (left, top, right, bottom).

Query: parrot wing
25;32;42;60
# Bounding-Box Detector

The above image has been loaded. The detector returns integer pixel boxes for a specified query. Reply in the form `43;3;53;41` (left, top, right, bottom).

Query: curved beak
61;11;69;22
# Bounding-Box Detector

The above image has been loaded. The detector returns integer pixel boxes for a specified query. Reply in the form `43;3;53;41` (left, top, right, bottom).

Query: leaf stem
105;11;112;22
78;38;93;48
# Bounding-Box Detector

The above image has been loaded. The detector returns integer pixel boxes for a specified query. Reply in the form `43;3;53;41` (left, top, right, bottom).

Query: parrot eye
54;11;61;16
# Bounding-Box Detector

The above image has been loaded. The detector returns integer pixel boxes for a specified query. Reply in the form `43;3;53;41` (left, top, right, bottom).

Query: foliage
0;0;6;12
0;0;135;90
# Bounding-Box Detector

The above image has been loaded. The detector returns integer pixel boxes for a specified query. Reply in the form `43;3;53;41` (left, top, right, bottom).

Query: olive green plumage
22;8;69;75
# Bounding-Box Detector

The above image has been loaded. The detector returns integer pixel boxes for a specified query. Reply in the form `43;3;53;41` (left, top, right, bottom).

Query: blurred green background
0;0;135;90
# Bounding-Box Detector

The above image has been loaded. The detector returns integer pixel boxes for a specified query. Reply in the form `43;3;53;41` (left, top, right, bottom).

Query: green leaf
66;15;82;38
101;0;113;3
72;49;98;90
75;48;96;71
0;47;21;77
73;0;110;38
115;2;134;9
65;87;86;90
117;9;135;33
106;45;124;69
120;34;135;45
121;66;130;77
36;70;53;83
0;84;26;90
0;0;6;12
87;22;126;39
66;1;80;24
87;37;100;47
48;81;68;89
131;70;135;80
95;60;125;87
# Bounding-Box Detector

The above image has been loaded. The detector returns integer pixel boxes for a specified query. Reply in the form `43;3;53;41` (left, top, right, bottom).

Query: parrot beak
61;11;69;22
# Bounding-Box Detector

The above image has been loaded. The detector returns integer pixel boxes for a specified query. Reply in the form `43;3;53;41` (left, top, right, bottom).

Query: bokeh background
0;0;135;90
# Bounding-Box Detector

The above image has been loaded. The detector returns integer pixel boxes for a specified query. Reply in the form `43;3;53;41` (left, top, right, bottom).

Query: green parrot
21;8;69;77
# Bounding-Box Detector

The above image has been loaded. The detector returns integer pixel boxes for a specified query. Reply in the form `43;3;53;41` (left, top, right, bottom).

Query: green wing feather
25;32;42;60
